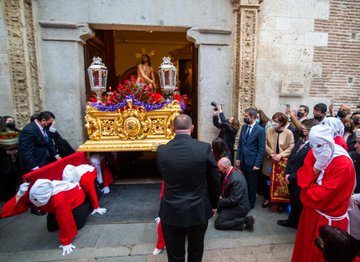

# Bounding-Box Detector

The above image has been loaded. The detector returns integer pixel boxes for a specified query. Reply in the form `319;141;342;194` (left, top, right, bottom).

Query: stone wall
311;0;360;112
256;0;331;117
0;1;14;117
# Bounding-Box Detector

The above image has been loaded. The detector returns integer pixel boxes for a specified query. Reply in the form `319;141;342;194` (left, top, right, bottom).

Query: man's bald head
174;114;193;133
217;157;232;174
340;104;351;114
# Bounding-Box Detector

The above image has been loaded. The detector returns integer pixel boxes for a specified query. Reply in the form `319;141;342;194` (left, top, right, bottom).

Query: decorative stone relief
231;0;260;117
3;0;42;127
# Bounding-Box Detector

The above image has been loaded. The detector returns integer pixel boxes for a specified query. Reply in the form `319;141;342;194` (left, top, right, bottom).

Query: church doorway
84;28;198;180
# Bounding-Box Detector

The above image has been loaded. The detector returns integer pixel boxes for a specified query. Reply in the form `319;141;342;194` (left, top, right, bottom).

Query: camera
211;101;219;111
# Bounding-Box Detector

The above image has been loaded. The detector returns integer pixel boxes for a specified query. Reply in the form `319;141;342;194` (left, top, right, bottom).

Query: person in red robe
292;125;355;262
0;179;88;256
89;153;114;194
153;181;166;255
62;164;106;215
324;117;348;151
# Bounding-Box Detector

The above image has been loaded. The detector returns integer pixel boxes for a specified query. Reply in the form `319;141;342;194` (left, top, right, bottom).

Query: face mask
314;116;324;122
243;118;250;124
255;119;260;124
299;130;306;138
344;126;352;133
337;110;347;119
297;112;304;118
272;122;280;129
5;122;15;129
311;143;333;170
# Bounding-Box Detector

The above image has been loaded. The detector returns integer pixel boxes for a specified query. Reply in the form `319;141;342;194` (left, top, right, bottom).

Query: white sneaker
102;186;110;194
152;247;163;255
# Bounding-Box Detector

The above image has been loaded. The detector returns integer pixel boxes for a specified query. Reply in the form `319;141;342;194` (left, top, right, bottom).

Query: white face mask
272;122;280;129
311;143;333;170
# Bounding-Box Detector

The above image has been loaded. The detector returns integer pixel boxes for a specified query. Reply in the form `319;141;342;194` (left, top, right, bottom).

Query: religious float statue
79;57;186;152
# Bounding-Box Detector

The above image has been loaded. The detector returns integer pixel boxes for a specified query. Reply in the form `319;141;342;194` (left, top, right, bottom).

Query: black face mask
344;126;352;133
314;116;324;122
337;110;347;119
297;112;304;118
299;130;307;138
243;118;250;124
5;122;15;129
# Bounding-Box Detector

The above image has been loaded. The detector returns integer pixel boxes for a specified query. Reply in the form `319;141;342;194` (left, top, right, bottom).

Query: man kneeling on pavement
214;157;255;231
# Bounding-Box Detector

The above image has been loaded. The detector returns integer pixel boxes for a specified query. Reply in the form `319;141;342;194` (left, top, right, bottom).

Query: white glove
353;194;360;204
155;217;161;224
91;207;107;215
59;244;76;256
16;182;30;197
101;186;110;194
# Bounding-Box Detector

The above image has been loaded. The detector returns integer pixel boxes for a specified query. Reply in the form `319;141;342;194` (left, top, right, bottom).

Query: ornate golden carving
79;99;182;152
232;2;260;117
3;0;42;127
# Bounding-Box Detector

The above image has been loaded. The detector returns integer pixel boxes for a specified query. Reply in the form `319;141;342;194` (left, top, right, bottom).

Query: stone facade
0;0;359;148
311;0;360;110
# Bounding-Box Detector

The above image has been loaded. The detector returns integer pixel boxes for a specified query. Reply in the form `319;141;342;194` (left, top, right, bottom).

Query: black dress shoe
245;215;255;232
277;219;297;229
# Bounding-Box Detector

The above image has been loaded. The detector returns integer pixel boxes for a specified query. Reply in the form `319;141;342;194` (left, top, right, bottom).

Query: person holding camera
212;102;239;164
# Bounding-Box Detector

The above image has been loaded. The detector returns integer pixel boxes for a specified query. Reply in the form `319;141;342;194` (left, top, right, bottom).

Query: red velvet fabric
23;152;88;186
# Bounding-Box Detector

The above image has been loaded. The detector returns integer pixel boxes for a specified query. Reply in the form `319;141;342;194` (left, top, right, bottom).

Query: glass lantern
158;57;176;100
88;57;108;100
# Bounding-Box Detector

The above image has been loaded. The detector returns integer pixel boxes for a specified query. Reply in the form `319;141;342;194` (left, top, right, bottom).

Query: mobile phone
286;104;290;109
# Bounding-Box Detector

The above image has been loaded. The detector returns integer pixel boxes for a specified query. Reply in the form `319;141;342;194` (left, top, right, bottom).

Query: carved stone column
231;0;260;117
3;0;42;127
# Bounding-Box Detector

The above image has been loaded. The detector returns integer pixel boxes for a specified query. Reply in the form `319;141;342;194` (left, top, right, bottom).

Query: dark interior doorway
84;28;198;180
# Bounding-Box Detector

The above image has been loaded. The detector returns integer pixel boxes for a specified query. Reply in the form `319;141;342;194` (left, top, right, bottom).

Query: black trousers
47;198;92;232
214;208;249;230
161;222;208;262
288;184;302;227
241;165;258;209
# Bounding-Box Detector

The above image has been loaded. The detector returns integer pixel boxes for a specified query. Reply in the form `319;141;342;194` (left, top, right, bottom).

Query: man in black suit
236;107;265;209
277;118;319;228
19;111;61;173
157;114;221;262
215;157;254;232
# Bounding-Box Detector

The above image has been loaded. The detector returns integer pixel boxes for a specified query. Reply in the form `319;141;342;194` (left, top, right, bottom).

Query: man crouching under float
0;164;106;256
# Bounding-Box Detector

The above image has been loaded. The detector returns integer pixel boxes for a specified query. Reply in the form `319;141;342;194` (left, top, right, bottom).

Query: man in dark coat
157;114;221;262
18;111;61;174
277;118;319;228
236;107;265;209
215;157;254;231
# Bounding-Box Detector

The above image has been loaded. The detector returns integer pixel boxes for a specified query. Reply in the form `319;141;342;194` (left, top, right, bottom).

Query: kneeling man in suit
157;114;221;262
215;157;255;232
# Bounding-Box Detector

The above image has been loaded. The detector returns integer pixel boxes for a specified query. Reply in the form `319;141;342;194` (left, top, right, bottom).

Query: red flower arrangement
0;131;19;140
88;75;188;111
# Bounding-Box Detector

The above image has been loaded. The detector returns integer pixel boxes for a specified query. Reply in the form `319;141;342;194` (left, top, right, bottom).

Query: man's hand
235;160;240;167
155;217;161;224
17;182;30;197
55;155;62;161
313;167;321;175
212;209;217;217
253;166;260;171
285;174;290;184
59;244;76;256
91;207;107;215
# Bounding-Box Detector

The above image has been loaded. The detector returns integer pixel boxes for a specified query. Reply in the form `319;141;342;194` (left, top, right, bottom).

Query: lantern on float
88;57;108;100
158;57;176;100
